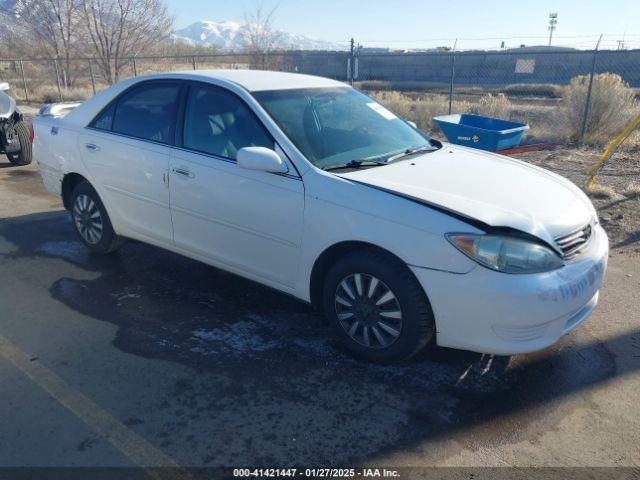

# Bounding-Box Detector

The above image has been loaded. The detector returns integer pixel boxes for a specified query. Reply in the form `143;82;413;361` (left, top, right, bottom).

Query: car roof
166;69;345;92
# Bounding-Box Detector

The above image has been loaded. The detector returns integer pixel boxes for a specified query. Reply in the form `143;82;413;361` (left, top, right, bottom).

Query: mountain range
172;20;346;51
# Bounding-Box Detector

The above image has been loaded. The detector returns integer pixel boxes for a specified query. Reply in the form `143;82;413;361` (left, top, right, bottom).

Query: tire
6;121;32;166
70;181;125;254
322;248;435;363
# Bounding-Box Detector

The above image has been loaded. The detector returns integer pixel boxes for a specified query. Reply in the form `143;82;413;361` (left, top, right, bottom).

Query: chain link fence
355;49;640;148
1;49;638;147
0;52;349;104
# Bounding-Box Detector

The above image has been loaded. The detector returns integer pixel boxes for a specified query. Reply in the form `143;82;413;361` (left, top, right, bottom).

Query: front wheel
5;121;32;166
70;181;125;254
322;248;435;363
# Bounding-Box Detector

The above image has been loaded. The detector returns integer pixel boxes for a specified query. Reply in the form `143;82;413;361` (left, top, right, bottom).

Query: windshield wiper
386;145;438;163
323;139;442;171
323;159;387;171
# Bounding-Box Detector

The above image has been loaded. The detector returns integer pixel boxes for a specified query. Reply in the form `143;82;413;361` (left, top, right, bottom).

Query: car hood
338;145;595;249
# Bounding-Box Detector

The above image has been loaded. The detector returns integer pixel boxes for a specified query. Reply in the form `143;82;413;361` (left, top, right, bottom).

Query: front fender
295;171;479;301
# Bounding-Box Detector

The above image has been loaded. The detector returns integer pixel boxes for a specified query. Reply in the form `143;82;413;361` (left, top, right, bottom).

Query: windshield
253;87;432;169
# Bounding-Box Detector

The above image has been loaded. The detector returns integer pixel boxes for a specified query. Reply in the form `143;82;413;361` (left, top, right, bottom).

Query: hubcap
73;194;103;245
334;273;402;349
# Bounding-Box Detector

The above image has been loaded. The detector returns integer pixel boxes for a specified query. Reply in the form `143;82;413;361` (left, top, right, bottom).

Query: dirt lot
0;130;639;477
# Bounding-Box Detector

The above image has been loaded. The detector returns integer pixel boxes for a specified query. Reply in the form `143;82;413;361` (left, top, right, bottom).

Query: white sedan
34;70;608;362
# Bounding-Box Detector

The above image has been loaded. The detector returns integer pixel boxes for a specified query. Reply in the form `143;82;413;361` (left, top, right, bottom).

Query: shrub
468;93;512;120
562;73;638;144
38;87;61;104
355;80;394;91
35;86;93;104
503;83;563;98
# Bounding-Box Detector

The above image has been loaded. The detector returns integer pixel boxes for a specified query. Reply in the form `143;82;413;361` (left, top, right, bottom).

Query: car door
78;81;182;246
169;83;304;289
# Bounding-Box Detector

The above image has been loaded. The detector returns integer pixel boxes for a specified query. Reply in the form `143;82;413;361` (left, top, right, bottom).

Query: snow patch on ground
192;320;280;354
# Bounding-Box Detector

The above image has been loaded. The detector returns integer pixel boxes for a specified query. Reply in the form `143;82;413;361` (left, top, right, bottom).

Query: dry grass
370;91;470;135
30;86;95;103
372;82;640;149
585;184;622;200
468;93;512;120
374;91;552;142
624;182;640;199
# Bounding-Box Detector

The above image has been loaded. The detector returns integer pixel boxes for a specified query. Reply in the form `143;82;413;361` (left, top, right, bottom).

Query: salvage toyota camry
33;70;608;362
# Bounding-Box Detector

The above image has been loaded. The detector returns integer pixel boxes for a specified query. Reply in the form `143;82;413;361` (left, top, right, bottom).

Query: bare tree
3;0;82;87
80;0;173;84
244;1;282;69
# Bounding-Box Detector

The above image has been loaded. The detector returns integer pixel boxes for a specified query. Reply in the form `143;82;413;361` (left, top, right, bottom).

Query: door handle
172;167;194;178
85;143;100;152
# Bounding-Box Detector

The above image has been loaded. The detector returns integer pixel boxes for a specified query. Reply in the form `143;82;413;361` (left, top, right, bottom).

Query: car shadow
0;210;637;466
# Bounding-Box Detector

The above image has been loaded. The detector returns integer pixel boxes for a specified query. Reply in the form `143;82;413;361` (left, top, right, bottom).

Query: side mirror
237;147;288;174
0;82;9;92
407;120;417;129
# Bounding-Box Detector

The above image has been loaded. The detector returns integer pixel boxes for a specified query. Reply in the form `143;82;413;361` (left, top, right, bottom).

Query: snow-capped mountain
172;20;345;51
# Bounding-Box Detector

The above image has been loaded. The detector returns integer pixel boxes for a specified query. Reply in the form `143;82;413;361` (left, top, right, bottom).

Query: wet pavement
0;161;639;471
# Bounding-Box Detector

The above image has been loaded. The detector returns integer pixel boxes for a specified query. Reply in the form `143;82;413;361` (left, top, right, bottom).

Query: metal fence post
18;60;28;102
448;39;458;115
192;56;197;70
132;57;138;77
349;38;355;85
88;58;96;95
53;59;63;102
579;34;603;144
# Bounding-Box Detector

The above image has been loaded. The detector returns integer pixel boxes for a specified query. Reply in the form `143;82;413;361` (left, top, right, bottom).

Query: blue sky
166;0;639;50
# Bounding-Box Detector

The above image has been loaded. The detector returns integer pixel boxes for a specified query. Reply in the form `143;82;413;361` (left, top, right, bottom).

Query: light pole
548;12;558;47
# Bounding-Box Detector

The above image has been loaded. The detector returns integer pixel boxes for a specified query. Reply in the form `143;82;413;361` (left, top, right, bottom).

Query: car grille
555;224;592;260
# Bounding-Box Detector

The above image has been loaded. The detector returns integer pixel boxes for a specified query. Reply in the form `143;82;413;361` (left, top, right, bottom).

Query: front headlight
446;233;564;274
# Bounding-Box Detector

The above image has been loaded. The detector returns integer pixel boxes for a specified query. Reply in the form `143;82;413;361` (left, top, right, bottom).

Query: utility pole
548;12;558;47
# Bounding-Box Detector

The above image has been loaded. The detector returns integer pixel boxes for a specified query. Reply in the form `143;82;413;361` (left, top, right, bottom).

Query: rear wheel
70;181;124;254
5;121;32;166
322;248;435;363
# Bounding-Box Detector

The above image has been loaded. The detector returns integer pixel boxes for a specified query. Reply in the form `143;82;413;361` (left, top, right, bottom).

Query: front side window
253;87;432;169
183;85;273;160
111;83;181;144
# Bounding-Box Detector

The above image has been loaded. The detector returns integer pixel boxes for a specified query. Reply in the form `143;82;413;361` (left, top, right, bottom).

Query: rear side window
111;83;181;144
183;84;273;160
91;103;115;131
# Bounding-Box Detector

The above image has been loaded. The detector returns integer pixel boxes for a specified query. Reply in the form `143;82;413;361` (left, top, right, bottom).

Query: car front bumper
410;224;609;355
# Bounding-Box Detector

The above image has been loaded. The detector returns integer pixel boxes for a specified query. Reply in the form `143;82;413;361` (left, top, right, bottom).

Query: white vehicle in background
0;81;32;165
33;71;608;362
